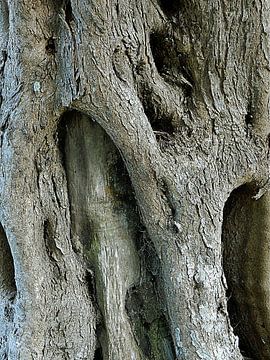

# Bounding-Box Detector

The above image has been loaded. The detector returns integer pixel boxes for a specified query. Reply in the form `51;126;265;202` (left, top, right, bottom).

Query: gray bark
0;0;270;359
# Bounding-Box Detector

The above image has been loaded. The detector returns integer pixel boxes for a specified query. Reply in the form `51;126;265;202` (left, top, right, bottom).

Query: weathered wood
0;0;270;359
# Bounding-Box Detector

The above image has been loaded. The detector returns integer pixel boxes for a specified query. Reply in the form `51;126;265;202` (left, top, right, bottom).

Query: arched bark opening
58;110;175;359
222;184;270;359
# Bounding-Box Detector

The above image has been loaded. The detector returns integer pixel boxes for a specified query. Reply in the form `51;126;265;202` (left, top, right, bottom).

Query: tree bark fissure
0;0;270;359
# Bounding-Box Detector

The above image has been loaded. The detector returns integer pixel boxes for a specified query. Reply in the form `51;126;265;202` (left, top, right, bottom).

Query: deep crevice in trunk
222;184;270;359
64;0;73;24
0;223;16;358
0;223;16;298
93;347;103;360
58;110;173;358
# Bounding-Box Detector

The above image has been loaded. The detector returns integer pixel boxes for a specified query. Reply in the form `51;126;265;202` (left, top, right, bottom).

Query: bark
0;0;270;359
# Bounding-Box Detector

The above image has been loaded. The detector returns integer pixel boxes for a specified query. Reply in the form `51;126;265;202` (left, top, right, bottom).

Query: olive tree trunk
0;0;270;359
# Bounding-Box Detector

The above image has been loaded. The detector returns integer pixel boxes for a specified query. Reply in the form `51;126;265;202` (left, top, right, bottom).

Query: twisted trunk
0;0;270;359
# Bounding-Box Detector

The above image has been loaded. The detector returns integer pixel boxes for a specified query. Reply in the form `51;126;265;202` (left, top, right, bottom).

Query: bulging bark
0;0;270;359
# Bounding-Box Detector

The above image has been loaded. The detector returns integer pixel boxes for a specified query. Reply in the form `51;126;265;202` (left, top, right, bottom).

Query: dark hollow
158;0;182;16
45;37;56;55
0;223;17;297
222;184;260;359
93;347;103;360
65;0;73;24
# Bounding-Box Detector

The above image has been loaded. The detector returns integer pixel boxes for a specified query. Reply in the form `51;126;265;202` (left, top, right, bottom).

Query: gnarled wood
0;0;270;359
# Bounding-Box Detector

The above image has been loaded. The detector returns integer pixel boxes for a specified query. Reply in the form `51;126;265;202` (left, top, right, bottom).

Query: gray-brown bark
0;0;270;359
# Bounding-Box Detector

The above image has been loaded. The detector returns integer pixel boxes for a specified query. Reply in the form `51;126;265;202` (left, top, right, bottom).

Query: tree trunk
0;0;270;359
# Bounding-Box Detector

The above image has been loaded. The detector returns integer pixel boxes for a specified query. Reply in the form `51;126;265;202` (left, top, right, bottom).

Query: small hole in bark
245;113;253;127
150;32;193;96
151;116;175;135
45;37;56;55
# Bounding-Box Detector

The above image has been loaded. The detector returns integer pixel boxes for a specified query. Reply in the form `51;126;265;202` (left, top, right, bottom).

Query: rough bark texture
0;0;270;359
